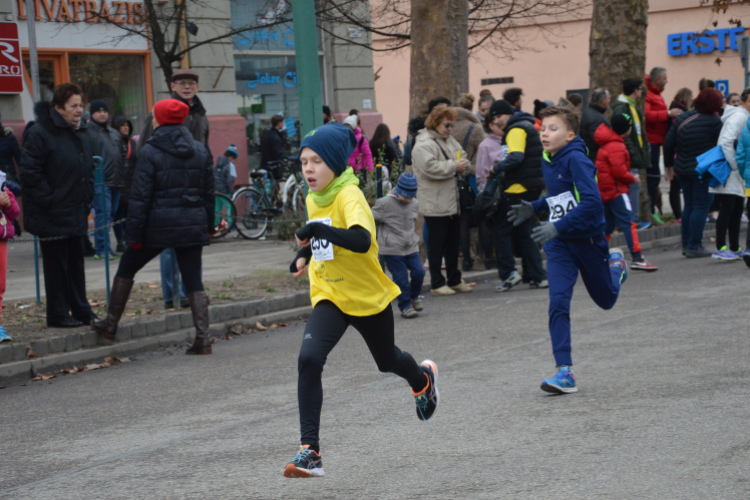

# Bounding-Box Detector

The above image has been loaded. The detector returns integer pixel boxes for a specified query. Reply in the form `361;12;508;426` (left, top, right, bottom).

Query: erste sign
668;27;748;56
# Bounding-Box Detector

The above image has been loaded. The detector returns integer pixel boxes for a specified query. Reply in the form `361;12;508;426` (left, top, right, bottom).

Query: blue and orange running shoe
609;247;628;284
414;360;439;421
541;365;577;394
283;445;324;478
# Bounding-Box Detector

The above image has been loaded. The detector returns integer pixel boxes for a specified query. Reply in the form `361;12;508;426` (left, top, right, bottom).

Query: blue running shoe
0;326;10;342
283;445;324;478
609;247;628;284
541;366;577;394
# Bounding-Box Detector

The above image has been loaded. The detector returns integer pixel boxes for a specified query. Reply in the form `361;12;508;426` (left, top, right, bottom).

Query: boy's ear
566;130;576;143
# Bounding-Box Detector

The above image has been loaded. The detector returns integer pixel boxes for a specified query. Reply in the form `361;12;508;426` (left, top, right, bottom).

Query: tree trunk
588;0;648;105
409;0;469;119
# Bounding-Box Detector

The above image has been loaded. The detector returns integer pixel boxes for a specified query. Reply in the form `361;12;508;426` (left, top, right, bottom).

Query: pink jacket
348;127;374;172
0;190;19;240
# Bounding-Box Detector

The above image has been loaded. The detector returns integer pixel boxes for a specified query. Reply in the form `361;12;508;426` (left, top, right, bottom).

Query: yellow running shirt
305;184;400;316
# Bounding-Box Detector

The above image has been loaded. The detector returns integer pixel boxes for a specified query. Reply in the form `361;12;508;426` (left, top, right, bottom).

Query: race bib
309;217;334;261
546;191;578;222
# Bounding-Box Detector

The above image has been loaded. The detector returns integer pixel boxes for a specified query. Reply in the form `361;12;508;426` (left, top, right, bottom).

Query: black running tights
714;194;745;251
297;300;426;451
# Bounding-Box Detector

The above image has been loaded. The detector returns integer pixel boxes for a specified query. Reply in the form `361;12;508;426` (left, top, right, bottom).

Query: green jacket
611;95;650;171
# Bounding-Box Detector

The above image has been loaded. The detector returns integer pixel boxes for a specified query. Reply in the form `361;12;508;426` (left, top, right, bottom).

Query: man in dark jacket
112;115;136;252
89;99;124;259
488;100;547;291
136;68;211;309
0;119;21;186
611;78;653;227
93;98;215;355
579;88;611;161
260;114;285;178
20;85;98;328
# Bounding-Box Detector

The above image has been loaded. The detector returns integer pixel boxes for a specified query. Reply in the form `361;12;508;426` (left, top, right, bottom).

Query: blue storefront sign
667;27;747;56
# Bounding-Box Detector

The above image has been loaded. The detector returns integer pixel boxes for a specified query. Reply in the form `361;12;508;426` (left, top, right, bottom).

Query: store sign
667;27;747;56
237;28;294;47
0;23;22;94
17;0;146;24
245;71;296;89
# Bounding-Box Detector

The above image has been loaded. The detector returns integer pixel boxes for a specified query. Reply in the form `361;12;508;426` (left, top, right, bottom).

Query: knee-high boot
186;291;212;355
92;277;134;341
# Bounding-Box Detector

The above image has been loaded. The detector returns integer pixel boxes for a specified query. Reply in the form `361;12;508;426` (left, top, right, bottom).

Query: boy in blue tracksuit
507;106;628;394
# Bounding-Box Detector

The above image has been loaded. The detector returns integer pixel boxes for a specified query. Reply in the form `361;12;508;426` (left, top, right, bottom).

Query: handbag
434;138;476;212
473;177;502;223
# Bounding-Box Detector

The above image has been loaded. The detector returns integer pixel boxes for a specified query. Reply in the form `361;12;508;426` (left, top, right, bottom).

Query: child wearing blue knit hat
284;123;438;479
371;173;425;319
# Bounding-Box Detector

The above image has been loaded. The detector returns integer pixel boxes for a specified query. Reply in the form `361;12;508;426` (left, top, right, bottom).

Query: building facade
373;0;750;139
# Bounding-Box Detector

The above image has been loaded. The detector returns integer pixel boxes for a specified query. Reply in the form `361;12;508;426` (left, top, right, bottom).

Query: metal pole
291;0;324;201
741;36;750;90
25;0;42;305
93;157;110;303
170;249;180;309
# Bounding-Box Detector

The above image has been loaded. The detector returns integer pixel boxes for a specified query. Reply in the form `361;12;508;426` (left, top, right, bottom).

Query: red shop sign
0;23;22;94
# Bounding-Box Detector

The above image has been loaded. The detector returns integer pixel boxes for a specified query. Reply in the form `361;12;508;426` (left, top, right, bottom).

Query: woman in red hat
92;98;216;355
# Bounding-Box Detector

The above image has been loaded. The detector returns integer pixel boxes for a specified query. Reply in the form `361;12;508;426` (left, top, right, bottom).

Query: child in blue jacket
507;106;628;394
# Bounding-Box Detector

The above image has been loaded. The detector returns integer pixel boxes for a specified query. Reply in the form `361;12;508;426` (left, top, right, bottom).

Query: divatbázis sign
17;0;145;24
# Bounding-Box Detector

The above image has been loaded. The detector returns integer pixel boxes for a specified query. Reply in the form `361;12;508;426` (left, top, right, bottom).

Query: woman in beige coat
412;104;473;296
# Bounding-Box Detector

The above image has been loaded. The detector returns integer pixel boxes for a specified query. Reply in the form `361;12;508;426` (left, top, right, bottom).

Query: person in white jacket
710;88;750;260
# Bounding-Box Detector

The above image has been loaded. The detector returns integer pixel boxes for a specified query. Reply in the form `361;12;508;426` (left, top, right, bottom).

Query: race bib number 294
546;191;578;222
309;218;334;261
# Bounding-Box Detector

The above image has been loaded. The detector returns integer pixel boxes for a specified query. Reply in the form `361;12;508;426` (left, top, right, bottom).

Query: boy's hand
531;221;558;245
508;200;534;227
0;189;9;208
632;175;641;185
293;257;308;278
295;234;311;248
665;167;674;182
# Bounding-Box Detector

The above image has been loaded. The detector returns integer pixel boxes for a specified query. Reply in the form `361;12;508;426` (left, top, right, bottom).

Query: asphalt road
1;243;748;499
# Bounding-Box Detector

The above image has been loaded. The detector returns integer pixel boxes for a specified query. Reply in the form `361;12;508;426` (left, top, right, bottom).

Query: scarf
310;167;359;207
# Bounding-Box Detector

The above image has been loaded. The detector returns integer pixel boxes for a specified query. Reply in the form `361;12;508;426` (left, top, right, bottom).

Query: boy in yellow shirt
284;122;439;478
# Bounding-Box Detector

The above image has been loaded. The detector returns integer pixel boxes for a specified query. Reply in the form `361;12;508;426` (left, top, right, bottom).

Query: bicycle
232;158;307;240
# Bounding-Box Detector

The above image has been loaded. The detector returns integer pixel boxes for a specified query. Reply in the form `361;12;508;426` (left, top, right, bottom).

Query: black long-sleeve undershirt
290;224;371;272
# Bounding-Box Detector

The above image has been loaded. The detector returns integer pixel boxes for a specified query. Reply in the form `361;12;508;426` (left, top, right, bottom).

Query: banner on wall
0;23;23;94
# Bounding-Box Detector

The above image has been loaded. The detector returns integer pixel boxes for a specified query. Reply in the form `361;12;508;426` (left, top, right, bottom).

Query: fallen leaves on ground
0;386;6;389
211;338;216;344
709;237;716;242
225;333;232;340
88;299;104;307
256;322;267;331
278;322;289;327
270;323;278;329
32;374;56;382
26;348;38;359
124;313;136;317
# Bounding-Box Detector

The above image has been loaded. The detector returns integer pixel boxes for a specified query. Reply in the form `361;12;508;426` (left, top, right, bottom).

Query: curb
0;306;312;383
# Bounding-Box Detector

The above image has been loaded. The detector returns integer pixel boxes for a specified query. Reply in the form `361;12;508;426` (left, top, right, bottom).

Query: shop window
69;54;148;132
235;54;324;171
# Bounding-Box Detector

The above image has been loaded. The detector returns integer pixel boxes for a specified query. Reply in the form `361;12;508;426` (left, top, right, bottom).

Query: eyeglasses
174;80;197;88
442;123;454;129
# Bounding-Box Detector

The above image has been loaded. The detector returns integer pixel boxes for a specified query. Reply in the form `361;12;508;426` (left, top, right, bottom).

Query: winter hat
533;99;548;119
225;144;238;158
343;115;358;130
611;113;632;136
89;99;108;114
486;99;514;122
153;98;189;126
395;173;418;198
300;122;357;176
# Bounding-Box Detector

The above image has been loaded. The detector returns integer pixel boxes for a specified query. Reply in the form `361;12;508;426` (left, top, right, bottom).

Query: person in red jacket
645;68;685;223
595;114;658;271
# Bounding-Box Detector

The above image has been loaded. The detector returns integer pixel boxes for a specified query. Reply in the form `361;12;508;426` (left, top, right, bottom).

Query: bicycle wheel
212;193;236;239
292;185;307;214
233;187;270;239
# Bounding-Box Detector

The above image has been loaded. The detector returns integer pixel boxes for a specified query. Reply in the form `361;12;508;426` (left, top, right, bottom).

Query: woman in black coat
93;99;215;355
20;84;97;328
663;88;723;258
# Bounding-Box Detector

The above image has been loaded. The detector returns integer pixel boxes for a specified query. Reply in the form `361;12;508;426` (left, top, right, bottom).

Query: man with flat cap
135;68;212;309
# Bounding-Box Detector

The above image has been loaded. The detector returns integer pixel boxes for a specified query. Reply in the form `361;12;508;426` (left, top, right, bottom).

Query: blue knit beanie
299;122;356;176
395;172;418;198
225;144;238;158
